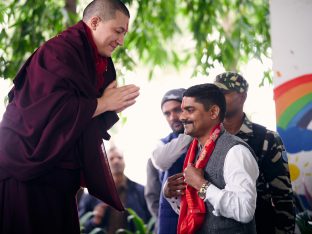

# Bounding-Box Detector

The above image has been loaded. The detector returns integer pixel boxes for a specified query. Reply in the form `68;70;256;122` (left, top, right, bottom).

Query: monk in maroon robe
0;1;140;233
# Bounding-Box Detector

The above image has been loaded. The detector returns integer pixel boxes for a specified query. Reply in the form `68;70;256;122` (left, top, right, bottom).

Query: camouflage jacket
236;115;295;234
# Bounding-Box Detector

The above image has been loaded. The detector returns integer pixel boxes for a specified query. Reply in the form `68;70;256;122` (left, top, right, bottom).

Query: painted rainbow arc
274;74;312;130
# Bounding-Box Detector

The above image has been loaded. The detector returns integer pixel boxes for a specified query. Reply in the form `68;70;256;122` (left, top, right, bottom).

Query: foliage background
0;0;271;83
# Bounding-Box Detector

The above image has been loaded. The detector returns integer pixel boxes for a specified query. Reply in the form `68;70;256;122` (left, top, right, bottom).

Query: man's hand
92;203;108;225
183;164;206;191
94;81;140;117
163;173;186;198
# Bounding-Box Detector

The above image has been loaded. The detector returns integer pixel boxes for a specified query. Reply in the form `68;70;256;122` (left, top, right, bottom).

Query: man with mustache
164;83;259;234
159;73;295;233
146;88;192;234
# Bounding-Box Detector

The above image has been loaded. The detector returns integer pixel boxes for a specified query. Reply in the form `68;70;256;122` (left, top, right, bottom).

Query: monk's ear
209;105;220;120
89;16;101;30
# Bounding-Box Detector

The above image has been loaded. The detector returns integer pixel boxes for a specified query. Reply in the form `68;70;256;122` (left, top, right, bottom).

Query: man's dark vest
197;131;257;234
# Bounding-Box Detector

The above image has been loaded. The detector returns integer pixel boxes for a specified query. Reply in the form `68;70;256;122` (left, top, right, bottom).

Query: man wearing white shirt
164;83;259;234
146;88;190;234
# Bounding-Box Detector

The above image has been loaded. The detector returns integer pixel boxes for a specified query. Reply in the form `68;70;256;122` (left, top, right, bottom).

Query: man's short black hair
83;0;130;22
183;83;226;121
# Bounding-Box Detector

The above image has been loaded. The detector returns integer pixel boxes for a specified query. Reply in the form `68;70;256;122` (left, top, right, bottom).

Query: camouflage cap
214;72;249;93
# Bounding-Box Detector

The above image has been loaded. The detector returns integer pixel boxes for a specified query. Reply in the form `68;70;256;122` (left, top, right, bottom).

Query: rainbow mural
275;74;312;153
274;73;312;210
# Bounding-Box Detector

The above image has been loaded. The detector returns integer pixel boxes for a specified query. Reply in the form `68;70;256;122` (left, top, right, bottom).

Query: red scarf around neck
178;123;221;234
83;22;108;91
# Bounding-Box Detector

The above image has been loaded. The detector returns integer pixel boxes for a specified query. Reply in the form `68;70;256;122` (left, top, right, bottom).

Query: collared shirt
165;144;259;223
151;134;192;171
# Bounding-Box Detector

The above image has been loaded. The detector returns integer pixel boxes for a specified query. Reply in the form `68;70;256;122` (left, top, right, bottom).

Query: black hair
83;0;130;22
183;83;226;121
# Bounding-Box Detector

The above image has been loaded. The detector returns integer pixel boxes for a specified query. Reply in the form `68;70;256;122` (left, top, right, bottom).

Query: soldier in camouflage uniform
215;72;295;234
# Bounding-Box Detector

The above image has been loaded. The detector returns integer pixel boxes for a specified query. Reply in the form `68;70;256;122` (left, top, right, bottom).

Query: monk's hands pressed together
163;172;186;198
183;164;206;191
94;81;140;117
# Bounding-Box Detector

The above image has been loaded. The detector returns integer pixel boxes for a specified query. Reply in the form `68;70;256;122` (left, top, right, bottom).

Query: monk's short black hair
83;0;130;22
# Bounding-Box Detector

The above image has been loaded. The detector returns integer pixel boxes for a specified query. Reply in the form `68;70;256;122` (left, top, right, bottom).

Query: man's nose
179;111;186;121
117;34;124;46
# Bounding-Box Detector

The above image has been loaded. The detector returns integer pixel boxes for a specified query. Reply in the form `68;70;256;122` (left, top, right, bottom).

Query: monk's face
92;11;129;57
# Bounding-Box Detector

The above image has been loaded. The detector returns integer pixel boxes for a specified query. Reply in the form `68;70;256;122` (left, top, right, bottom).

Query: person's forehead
182;96;201;107
106;11;129;30
162;100;182;112
220;89;237;95
222;90;243;100
108;149;124;159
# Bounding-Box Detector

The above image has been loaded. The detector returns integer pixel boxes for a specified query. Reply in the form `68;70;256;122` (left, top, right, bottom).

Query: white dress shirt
165;144;259;223
151;134;192;171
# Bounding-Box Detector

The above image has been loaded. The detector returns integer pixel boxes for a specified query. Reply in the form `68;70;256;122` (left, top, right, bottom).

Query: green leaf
145;216;156;233
127;208;146;234
89;227;105;234
116;229;134;234
79;211;94;227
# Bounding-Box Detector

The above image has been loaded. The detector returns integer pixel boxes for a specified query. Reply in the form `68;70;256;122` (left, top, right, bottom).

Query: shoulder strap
247;123;267;159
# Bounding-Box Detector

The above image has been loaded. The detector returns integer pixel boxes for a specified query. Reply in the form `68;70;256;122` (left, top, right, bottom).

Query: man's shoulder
249;121;281;141
220;131;255;156
127;178;144;191
222;130;248;145
265;129;283;141
247;122;286;160
250;122;266;132
160;132;179;144
252;123;283;145
42;21;86;55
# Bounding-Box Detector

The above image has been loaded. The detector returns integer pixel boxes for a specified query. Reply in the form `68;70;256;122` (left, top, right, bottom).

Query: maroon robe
0;21;123;234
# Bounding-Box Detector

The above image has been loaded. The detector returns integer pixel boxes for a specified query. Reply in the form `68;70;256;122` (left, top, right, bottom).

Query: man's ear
240;92;247;103
89;16;101;30
210;105;220;120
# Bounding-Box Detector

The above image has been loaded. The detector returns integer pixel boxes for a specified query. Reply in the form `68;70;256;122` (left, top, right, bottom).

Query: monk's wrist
93;98;108;117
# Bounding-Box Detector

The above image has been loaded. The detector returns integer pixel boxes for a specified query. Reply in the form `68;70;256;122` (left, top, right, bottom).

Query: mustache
181;120;193;125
